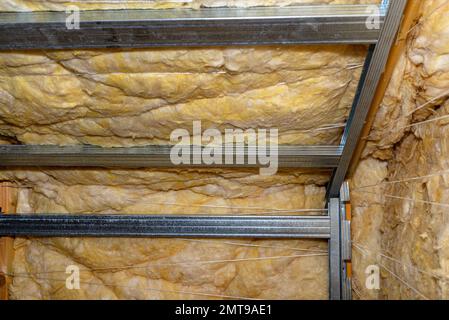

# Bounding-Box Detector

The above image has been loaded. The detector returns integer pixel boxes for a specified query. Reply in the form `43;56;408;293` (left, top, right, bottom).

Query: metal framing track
0;215;331;239
0;5;384;50
0;145;342;168
328;198;341;300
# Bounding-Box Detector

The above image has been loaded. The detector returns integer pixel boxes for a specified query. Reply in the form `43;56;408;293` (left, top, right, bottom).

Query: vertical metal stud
329;184;352;301
329;198;341;300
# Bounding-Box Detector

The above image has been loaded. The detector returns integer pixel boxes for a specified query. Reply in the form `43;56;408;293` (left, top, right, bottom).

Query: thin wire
7;273;259;300
356;190;449;209
351;244;378;300
406;0;449;36
366;113;449;140
352;287;362;299
174;238;328;253
346;64;364;70
352;243;369;257
406;88;449;116
352;169;449;191
352;276;371;300
170;211;326;216
301;123;346;133
383;193;449;208
352;170;449;191
11;253;327;276
363;100;449;142
352;285;368;300
353;244;431;300
378;263;430;300
380;253;447;282
57;0;191;3
138;202;327;213
401;114;449;129
353;243;448;282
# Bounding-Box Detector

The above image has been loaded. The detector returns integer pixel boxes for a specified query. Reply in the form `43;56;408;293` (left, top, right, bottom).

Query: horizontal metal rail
0;5;384;50
0;215;331;239
0;145;342;168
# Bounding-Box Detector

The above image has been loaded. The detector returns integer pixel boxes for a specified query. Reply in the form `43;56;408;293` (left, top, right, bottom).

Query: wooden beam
348;0;423;177
0;182;16;300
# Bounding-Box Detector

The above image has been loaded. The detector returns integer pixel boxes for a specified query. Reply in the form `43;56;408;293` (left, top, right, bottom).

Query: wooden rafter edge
0;182;16;300
348;0;423;177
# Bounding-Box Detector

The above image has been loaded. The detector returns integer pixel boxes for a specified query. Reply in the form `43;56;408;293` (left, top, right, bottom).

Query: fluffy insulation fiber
351;0;449;300
0;0;379;11
0;0;374;299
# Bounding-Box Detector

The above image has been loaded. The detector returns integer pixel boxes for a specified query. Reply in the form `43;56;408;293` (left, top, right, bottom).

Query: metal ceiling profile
0;215;331;239
0;5;384;50
0;0;407;300
0;145;343;168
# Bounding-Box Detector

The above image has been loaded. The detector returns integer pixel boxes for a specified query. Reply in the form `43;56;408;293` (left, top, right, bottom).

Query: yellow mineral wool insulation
8;238;328;300
0;0;380;12
0;169;329;215
0;0;381;300
351;0;449;300
350;158;388;300
361;0;449;160
0;45;366;147
377;109;449;300
0;168;330;300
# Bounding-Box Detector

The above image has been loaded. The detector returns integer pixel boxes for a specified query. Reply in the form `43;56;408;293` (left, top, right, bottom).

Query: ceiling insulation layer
0;0;381;300
0;46;365;146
